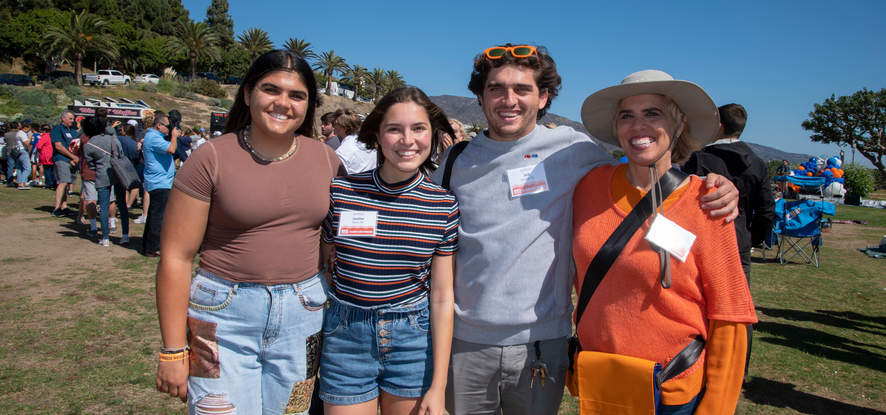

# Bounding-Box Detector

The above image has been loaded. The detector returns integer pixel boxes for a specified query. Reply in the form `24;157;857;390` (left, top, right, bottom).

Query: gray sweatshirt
432;125;613;345
84;134;123;188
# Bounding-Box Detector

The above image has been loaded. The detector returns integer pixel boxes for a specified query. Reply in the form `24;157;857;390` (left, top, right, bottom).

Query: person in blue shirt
50;110;80;217
141;111;178;256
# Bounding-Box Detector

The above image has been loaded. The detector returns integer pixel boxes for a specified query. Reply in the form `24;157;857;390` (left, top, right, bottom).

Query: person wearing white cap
571;70;757;414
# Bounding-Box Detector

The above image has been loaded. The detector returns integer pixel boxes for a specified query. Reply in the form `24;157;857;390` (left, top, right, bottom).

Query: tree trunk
75;53;82;86
190;52;197;81
325;74;331;96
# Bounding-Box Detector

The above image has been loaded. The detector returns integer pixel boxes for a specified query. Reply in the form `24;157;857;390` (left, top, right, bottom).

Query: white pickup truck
83;69;131;86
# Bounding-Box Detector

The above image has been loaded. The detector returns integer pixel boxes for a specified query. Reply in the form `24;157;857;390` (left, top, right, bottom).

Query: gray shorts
81;181;116;203
54;160;76;183
81;180;97;201
446;336;569;415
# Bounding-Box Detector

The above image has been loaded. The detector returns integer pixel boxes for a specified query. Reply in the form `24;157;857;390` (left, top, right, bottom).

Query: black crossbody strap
574;167;688;326
442;141;469;190
656;335;705;387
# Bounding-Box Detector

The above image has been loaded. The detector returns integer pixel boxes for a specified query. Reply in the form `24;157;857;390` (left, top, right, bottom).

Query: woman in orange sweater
572;70;757;414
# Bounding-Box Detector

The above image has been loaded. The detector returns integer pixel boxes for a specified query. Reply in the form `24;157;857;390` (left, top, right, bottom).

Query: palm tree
44;10;118;85
314;50;348;96
384;69;405;94
283;37;317;63
343;65;369;101
238;27;273;62
370;68;386;102
168;21;220;81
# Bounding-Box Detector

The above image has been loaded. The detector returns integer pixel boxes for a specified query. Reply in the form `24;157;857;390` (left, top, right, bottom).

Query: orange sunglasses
483;45;537;59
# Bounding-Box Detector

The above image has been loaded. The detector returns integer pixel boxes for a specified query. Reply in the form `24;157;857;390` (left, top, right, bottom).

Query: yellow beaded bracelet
158;350;189;362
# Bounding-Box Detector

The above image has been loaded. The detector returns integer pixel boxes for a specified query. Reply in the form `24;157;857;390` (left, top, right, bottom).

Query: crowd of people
1;108;219;250
5;43;777;414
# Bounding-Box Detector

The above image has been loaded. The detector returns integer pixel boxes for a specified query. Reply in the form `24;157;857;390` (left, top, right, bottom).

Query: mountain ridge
430;94;816;164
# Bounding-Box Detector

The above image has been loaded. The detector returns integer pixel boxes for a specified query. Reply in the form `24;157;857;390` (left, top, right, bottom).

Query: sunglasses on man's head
484;45;537;60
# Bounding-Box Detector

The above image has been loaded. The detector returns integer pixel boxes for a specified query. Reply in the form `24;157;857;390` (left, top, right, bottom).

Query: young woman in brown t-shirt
155;50;341;414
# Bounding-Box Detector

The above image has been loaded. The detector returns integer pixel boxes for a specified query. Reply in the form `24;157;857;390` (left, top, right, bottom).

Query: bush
15;89;55;106
63;85;82;100
0;84;19;98
207;98;233;109
157;78;177;94
173;84;197;100
843;164;876;197
20;105;56;124
191;78;226;99
52;77;76;89
140;83;158;93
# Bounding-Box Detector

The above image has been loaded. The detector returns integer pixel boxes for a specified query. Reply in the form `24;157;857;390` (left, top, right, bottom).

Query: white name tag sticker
338;211;378;237
506;164;549;198
645;215;696;262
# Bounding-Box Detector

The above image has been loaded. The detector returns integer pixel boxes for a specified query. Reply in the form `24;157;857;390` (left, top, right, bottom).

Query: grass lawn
1;184;884;414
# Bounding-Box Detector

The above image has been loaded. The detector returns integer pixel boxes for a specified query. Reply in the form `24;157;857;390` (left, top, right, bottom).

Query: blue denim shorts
318;296;432;404
187;268;327;415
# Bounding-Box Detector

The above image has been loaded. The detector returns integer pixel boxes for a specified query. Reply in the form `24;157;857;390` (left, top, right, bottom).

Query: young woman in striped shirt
319;87;460;415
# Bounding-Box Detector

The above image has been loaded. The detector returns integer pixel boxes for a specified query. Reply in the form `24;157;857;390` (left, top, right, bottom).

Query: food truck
67;97;155;124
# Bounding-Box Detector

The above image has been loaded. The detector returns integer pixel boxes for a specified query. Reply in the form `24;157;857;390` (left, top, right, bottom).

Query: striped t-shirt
322;169;459;307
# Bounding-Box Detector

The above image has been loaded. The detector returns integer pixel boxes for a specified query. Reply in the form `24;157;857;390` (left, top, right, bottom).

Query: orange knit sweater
573;164;757;408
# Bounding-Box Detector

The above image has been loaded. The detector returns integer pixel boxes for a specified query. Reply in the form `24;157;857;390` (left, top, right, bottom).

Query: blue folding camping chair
773;198;836;267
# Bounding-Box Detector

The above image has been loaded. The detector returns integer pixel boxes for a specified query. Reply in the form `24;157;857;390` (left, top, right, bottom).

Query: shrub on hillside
157;78;177;94
173;84;197;100
15;89;55;106
52;77;76;89
20;105;56;124
191;78;226;99
63;85;82;100
207;98;233;109
141;83;158;93
0;84;19;98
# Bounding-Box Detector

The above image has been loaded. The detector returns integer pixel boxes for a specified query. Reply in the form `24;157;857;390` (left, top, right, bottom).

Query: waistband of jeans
195;267;325;291
328;292;428;315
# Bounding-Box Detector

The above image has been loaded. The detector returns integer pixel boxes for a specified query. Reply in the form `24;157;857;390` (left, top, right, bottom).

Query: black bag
88;139;141;190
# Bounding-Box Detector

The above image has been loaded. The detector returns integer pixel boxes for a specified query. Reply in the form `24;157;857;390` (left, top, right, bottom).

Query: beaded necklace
242;125;298;163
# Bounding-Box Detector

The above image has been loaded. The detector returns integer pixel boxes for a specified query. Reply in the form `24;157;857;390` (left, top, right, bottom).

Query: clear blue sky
183;0;885;165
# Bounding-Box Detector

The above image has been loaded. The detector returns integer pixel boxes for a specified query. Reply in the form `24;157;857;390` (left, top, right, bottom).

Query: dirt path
0;194;148;300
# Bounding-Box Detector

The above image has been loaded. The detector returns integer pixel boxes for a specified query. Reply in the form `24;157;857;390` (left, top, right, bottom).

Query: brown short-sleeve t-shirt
174;132;342;284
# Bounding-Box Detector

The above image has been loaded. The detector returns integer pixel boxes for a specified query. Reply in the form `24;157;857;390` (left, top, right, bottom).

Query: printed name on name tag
644;215;696;262
506;164;550;198
338;211;378;237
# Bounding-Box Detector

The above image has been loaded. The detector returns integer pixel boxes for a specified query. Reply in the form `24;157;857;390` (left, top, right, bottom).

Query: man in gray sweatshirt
434;44;740;415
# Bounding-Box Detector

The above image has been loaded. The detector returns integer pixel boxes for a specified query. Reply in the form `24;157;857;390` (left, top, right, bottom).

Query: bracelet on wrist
158;350;189;362
160;346;190;354
159;345;190;362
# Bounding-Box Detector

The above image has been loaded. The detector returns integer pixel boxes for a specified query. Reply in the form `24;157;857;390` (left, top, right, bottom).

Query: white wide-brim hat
580;69;719;148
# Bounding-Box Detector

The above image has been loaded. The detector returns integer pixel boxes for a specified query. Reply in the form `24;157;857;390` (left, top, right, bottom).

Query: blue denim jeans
659;388;704;415
97;186;111;240
7;150;30;184
187;269;327;415
43;163;56;189
111;184;129;236
319;296;432;405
